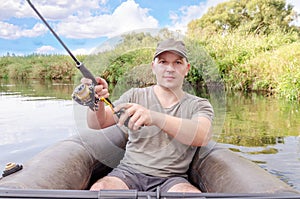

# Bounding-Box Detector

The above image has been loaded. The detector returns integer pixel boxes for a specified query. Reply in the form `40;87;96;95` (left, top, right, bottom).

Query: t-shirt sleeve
192;98;214;122
112;88;134;107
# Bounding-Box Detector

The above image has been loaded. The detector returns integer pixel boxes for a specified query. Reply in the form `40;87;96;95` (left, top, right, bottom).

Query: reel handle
115;109;141;130
114;109;130;127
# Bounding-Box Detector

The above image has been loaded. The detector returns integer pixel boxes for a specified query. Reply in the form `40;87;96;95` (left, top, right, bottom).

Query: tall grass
0;54;78;80
193;30;300;101
1;29;300;101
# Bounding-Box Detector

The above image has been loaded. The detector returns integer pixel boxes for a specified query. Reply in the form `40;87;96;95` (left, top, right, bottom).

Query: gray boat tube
189;142;299;193
0;125;298;194
0;125;127;189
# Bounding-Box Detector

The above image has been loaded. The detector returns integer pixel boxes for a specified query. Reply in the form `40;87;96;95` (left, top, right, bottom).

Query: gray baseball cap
154;38;188;61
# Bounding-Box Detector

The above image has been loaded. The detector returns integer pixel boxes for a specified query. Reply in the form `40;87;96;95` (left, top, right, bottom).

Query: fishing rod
26;0;120;114
26;0;95;84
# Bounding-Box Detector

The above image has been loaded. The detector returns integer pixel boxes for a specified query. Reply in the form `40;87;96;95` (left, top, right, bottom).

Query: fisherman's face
152;51;190;90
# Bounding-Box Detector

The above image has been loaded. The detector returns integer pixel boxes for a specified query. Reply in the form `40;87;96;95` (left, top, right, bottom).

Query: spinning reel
72;83;98;111
72;83;128;125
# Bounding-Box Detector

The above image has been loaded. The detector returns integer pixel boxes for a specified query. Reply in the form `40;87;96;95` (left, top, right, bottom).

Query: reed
1;30;299;101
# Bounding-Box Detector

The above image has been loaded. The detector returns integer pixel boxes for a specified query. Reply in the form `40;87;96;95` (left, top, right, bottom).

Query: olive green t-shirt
114;86;214;177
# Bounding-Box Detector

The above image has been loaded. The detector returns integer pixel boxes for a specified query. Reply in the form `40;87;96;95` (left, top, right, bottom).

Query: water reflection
0;79;75;168
218;91;300;147
0;79;74;100
223;136;300;190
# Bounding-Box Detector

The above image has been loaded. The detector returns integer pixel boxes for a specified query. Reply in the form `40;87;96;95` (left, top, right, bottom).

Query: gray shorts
107;166;189;192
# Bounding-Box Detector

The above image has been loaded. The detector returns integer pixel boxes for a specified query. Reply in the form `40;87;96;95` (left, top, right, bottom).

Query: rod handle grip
77;62;97;85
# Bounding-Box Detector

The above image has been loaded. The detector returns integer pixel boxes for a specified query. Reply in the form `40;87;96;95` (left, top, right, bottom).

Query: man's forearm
87;101;106;129
151;111;212;146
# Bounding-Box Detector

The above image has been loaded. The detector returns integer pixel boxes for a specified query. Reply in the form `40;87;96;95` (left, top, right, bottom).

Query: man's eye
176;61;183;65
159;60;166;64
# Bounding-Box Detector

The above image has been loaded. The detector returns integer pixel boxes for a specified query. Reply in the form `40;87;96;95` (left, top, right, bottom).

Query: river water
0;79;299;191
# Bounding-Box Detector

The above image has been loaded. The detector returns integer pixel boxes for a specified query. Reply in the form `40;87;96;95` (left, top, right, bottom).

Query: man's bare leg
167;183;201;192
90;176;129;191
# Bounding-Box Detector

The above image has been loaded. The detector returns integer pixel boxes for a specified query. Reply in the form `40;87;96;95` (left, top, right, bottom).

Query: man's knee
167;183;201;193
90;176;129;191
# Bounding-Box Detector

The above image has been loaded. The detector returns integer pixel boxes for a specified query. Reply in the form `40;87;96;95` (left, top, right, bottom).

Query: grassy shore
190;30;300;101
1;31;299;101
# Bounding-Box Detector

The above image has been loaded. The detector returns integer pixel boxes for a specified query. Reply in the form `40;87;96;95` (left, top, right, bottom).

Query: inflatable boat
0;125;299;198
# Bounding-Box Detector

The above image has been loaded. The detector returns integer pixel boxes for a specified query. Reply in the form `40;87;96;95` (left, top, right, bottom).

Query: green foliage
0;55;76;80
2;0;300;101
187;0;300;100
202;30;298;91
185;39;220;87
102;48;154;86
101;33;218;89
0;56;12;79
9;62;32;79
226;39;300;100
188;0;297;36
274;43;300;101
78;29;182;82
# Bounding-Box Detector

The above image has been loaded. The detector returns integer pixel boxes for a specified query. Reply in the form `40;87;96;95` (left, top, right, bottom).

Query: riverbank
1;31;299;101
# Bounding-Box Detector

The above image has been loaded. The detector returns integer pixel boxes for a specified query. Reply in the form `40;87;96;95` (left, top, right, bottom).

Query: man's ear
185;63;191;76
151;61;156;74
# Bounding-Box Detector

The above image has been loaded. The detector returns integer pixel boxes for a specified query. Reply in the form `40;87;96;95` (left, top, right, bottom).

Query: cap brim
154;49;187;60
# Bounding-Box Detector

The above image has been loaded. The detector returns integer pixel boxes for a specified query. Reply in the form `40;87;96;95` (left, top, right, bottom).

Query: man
86;38;214;192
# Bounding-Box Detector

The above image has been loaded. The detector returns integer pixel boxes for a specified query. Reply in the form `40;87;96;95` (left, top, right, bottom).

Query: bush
101;48;154;86
0;55;76;80
189;29;300;100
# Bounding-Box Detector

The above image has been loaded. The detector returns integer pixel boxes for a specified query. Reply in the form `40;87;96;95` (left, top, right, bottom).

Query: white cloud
1;0;299;41
168;0;227;34
1;0;106;20
56;0;159;38
0;0;158;40
287;0;300;12
1;1;29;20
0;21;47;39
31;0;105;20
287;0;300;26
35;45;56;54
72;48;94;55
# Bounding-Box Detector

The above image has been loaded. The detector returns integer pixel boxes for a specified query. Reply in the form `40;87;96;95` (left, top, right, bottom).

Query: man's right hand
81;77;110;100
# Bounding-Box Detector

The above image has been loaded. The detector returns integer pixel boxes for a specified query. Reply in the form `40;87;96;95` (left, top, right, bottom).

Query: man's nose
166;63;175;71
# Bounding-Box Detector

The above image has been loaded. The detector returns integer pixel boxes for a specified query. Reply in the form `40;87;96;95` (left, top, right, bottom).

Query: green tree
187;0;298;37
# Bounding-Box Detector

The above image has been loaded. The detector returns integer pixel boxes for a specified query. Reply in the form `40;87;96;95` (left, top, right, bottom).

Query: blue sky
1;0;299;56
